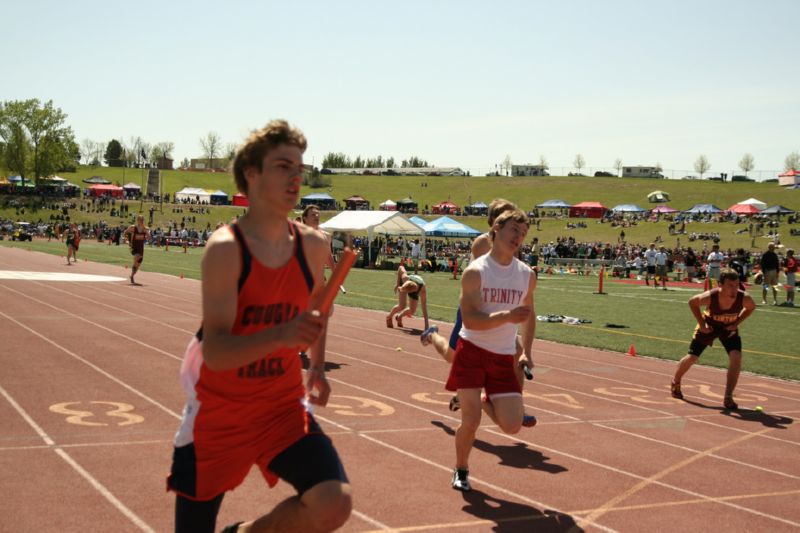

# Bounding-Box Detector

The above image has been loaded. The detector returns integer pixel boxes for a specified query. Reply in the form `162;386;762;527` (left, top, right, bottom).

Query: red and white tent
728;203;761;215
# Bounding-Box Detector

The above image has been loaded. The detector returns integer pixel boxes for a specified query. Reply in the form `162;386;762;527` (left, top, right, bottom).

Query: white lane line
6;273;796;529
0;300;389;532
0;384;156;532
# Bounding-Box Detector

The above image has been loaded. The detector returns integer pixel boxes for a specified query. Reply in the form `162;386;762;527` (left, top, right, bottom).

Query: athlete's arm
728;294;756;330
200;229;324;372
470;234;491;260
419;286;430;330
689;291;712;333
519;271;537;369
460;266;530;330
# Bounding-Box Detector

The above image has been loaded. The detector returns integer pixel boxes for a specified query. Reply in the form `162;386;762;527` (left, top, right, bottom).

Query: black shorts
646;266;656;274
688;329;742;356
268;430;349;496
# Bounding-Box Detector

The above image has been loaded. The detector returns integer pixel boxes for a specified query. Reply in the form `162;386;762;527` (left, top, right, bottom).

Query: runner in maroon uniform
671;269;756;410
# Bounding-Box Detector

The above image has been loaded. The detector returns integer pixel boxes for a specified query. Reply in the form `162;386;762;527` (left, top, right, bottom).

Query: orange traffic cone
124;264;128;269
180;272;184;279
627;344;637;357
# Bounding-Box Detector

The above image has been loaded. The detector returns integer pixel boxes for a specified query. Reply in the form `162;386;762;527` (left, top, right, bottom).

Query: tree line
321;152;430;169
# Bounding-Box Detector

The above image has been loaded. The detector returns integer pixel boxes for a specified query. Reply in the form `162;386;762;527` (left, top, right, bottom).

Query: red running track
1;247;799;532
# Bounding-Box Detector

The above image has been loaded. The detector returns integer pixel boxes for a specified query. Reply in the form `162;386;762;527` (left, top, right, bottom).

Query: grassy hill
2;166;797;252
35;166;799;213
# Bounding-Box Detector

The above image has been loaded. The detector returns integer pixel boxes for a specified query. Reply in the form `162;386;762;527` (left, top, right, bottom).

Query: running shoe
723;396;738;410
420;325;439;346
449;395;460;412
522;414;537;428
670;381;683;400
385;316;393;328
451;468;471;492
396;315;404;328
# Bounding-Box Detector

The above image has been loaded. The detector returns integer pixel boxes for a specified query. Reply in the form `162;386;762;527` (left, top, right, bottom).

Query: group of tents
535;195;795;218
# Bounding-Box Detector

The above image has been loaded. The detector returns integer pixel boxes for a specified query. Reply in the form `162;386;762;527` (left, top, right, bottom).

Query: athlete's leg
455;388;482;470
429;332;453;363
481;395;524;435
672;353;698;386
724;349;742;400
175;493;224;533
240;480;352;533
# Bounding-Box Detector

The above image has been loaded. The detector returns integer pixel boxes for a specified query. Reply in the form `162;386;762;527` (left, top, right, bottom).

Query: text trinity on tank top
459;254;531;354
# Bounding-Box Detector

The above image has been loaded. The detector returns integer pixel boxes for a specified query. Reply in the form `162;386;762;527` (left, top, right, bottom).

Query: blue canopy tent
536;199;571;209
465;201;489;216
760;205;796;215
408;216;428;227
423;216;481;238
611;204;647;213
209;190;229;205
685;204;723;214
300;192;336;210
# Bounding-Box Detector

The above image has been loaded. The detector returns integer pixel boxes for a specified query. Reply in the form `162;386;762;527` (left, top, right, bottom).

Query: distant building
511;164;549;176
623;166;663;178
156;157;173;170
190;158;229;171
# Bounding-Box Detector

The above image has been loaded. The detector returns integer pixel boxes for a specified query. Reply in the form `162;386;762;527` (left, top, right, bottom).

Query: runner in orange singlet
167;120;351;533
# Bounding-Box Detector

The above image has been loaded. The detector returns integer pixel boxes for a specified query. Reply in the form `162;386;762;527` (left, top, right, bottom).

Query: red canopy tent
87;184;124;198
569;201;607;218
344;195;370;210
728;203;761;215
232;192;249;207
432;200;460;215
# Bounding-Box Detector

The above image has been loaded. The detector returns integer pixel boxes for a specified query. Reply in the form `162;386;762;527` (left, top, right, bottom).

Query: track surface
1;247;799;532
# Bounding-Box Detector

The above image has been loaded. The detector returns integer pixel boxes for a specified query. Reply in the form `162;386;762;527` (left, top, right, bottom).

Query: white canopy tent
320;210;425;264
175;187;211;203
738;198;767;211
379;199;397;211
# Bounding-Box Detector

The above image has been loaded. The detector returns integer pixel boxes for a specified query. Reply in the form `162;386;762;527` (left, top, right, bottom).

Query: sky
4;0;799;180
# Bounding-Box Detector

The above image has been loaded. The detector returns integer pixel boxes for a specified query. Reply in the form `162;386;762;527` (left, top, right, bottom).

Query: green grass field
2;238;798;382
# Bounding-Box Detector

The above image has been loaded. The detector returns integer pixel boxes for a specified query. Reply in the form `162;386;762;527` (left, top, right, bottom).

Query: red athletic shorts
445;338;521;397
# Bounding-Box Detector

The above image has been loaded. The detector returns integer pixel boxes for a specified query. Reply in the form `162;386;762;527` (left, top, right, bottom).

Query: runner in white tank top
459;253;531;354
444;208;537;492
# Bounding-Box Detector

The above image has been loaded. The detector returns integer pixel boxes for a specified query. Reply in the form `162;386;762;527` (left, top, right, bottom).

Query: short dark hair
301;204;319;222
231;119;307;195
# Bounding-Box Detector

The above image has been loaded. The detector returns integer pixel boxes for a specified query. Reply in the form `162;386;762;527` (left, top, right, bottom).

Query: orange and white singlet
170;221;316;497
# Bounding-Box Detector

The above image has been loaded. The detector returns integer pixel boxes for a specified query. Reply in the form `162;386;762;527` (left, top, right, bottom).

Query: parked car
731;175;754;182
594;171;615;177
681;175;699;180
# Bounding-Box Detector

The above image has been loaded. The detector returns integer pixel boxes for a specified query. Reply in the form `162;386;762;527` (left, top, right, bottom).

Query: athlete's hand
517;353;533;371
699;322;713;334
305;367;331;406
284;310;325;351
506;306;531;324
725;322;739;332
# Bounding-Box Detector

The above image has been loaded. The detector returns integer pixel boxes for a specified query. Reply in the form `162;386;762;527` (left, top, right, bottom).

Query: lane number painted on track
325;396;394;417
411;392;453;406
49;401;144;426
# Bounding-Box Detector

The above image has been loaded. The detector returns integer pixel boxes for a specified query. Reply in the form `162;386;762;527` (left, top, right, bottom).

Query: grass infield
2;238;798;382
